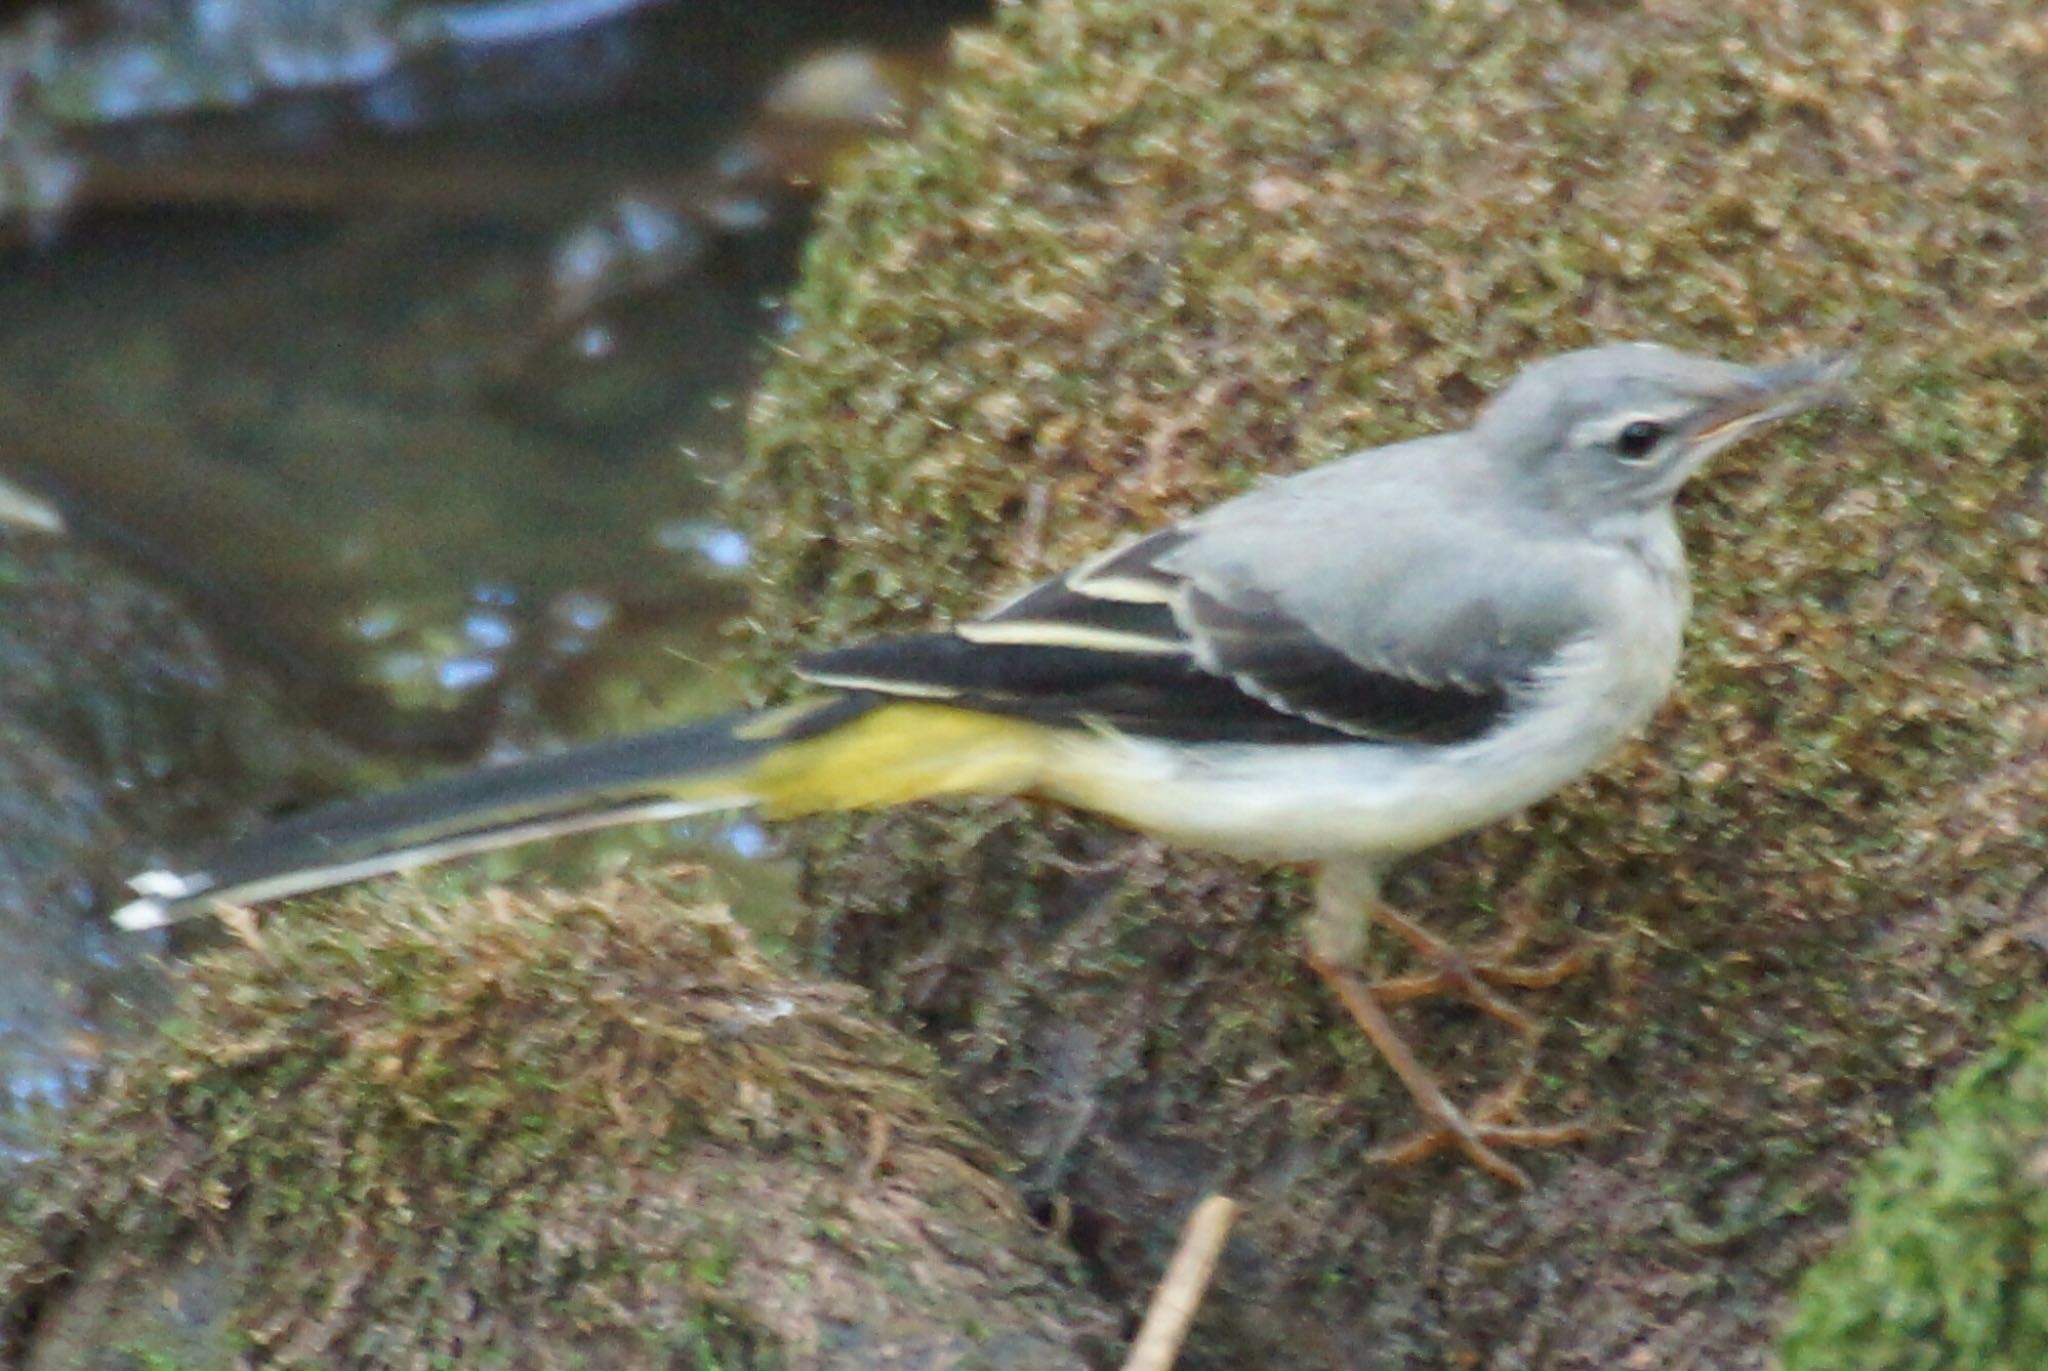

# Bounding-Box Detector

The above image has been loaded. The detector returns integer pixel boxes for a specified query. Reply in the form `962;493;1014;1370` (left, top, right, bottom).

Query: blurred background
0;0;986;1160
3;0;988;744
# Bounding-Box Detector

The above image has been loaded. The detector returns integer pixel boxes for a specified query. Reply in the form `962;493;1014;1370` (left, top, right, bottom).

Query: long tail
114;694;1056;930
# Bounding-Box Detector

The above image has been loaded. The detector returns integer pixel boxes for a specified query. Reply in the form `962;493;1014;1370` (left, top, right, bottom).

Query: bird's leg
1303;858;1587;1189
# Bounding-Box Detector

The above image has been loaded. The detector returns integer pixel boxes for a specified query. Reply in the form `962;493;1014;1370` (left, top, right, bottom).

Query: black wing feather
801;633;1356;744
1182;586;1507;744
986;529;1192;625
796;530;1518;747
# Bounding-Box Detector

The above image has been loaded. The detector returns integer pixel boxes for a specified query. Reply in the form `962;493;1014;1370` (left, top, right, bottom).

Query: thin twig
1120;1194;1240;1371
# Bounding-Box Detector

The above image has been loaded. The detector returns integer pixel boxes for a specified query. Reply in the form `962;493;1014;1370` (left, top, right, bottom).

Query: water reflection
0;0;984;1151
1;0;978;750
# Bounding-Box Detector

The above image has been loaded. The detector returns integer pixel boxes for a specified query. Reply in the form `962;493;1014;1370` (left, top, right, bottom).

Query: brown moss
730;0;2048;1364
0;875;1113;1369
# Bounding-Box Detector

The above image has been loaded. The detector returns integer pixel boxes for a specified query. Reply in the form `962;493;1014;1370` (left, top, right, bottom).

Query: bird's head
1476;342;1855;521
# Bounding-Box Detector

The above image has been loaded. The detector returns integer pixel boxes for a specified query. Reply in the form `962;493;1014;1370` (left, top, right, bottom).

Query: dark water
0;0;984;1157
4;0;979;749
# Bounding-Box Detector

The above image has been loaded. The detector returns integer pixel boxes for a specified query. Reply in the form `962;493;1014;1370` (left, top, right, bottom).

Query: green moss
1781;998;2048;1369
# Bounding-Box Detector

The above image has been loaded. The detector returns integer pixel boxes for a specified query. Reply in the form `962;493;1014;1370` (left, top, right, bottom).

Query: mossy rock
729;0;2048;1363
1780;997;2048;1370
0;877;1115;1368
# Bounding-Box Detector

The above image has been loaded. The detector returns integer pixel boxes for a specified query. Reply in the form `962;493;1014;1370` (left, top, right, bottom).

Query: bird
114;342;1854;1187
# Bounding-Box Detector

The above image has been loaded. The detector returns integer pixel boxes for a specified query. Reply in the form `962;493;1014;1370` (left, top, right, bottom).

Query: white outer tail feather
112;791;753;932
112;893;176;932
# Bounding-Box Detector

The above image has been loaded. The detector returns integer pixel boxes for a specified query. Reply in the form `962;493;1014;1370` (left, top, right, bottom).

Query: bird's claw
1363;1060;1591;1189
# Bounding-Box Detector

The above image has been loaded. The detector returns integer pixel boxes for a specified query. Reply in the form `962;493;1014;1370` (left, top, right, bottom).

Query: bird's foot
1364;898;1598;1041
1305;862;1601;1186
1306;950;1585;1188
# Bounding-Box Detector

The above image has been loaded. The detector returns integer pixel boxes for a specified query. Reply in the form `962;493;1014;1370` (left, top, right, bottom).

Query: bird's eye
1615;420;1667;462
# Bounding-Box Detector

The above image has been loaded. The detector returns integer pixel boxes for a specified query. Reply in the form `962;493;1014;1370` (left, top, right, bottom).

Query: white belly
1034;627;1682;863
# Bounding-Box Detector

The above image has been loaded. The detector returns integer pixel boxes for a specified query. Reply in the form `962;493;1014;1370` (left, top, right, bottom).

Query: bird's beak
1688;350;1858;450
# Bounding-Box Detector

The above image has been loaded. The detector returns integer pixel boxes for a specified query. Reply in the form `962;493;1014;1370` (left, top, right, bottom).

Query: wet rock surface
0;528;339;1163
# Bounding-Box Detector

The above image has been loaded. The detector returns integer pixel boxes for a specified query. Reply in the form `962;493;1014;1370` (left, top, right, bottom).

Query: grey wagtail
115;342;1854;1187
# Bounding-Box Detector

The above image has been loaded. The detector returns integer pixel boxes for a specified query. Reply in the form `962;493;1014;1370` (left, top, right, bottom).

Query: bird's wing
797;449;1605;747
